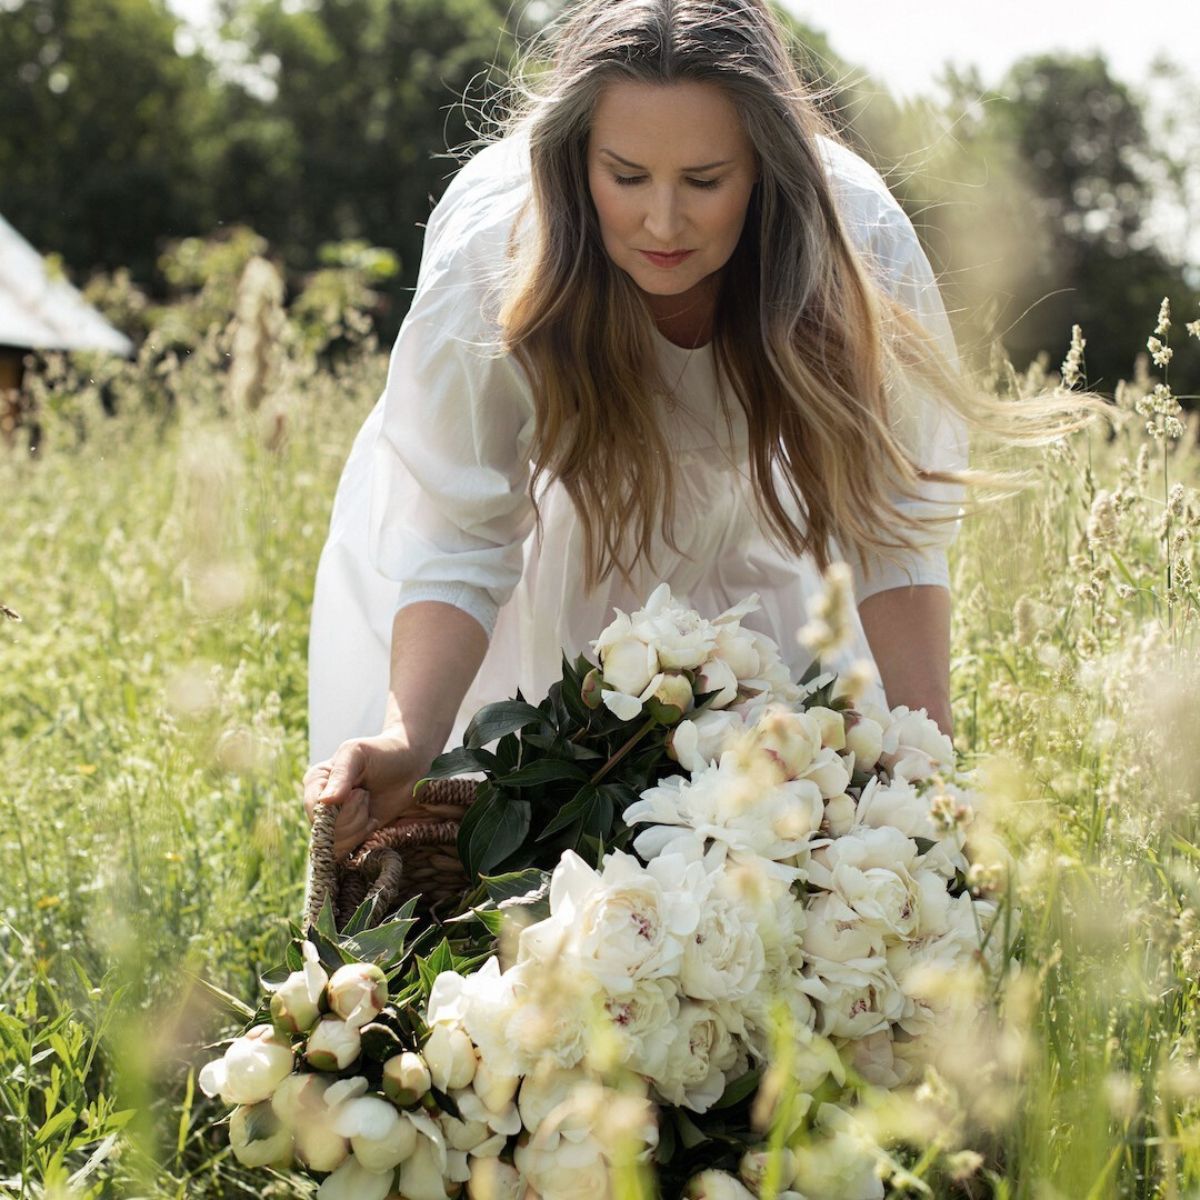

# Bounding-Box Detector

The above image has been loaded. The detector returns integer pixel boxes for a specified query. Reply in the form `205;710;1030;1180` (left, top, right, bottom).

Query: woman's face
587;79;759;324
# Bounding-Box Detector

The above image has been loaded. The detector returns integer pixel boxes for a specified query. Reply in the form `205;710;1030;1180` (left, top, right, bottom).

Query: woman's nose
643;186;685;245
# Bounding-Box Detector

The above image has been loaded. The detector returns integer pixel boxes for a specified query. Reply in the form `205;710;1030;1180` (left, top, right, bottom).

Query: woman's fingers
332;789;374;860
319;742;367;807
303;760;333;823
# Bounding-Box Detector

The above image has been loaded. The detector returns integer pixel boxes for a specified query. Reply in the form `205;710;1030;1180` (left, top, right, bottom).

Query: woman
305;0;1073;859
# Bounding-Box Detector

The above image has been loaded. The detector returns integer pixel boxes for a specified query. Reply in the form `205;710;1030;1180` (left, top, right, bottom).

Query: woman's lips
639;249;695;269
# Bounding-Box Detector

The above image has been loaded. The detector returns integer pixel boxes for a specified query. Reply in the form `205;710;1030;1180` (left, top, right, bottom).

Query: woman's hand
302;730;434;861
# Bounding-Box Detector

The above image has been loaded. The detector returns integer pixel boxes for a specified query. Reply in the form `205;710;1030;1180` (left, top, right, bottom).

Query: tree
0;0;220;284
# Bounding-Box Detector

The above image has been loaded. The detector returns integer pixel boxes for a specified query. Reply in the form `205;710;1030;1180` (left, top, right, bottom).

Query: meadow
1;254;1198;1197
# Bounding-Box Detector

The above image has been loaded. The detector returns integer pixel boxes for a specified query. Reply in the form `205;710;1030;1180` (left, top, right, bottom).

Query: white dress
307;133;967;763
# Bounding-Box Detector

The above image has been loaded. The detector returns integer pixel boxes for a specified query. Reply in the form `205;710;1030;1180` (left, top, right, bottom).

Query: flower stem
591;717;657;785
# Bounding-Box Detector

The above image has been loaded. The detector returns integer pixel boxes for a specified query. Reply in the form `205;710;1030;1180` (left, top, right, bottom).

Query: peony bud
472;1059;519;1112
644;672;694;725
229;1100;293;1168
580;667;604;710
395;1133;455;1200
272;1075;350;1173
327;962;388;1029
332;1094;418;1171
739;1147;797;1192
823;793;857;837
424;1024;477;1091
198;1024;295;1107
271;970;323;1034
694;658;739;708
844;713;884;771
467;1156;523;1200
383;1051;432;1106
685;1169;756;1199
306;1015;363;1071
317;1153;394;1200
805;705;846;750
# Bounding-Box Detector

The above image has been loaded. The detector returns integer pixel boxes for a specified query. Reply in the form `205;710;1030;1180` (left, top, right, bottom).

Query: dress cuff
851;549;950;605
395;581;499;639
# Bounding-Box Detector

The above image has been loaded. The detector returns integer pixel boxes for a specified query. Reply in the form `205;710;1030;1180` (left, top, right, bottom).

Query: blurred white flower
327;962;388;1029
425;1024;477;1091
316;1153;394;1200
271;1074;349;1172
878;706;954;781
198;1024;294;1106
229;1099;293;1168
686;1167;756;1199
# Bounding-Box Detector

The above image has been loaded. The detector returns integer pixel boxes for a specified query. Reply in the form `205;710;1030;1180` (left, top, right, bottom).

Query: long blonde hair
494;0;1100;592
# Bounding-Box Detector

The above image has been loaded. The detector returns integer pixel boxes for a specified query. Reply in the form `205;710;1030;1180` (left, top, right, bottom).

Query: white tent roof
0;214;133;355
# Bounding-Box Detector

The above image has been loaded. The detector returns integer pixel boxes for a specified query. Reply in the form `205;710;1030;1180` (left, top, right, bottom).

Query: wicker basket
303;779;478;932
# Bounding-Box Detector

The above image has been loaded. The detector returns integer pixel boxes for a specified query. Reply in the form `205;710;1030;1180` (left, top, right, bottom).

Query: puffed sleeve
366;152;537;639
848;205;969;604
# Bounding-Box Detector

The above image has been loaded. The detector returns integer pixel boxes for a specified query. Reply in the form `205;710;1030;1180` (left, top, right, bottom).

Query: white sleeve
366;225;536;640
849;207;969;604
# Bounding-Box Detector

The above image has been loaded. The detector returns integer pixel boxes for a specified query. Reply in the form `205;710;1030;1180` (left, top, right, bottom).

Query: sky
782;0;1187;98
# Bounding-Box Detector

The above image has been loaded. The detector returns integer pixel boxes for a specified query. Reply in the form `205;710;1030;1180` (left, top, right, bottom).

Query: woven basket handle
304;802;340;931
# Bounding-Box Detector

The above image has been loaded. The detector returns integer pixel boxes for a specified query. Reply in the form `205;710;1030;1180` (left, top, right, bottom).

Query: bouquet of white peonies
198;585;1012;1200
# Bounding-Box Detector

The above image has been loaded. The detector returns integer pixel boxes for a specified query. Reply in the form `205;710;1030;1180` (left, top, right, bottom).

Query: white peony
802;955;905;1040
229;1100;293;1168
627;755;823;869
668;709;747;773
518;850;701;994
878;705;955;781
843;712;884;771
823;793;857;836
317;1154;394;1200
467;1157;523;1200
329;1080;417;1171
600;631;659;696
382;1050;431;1106
393;1110;454;1200
649;1000;742;1112
305;1014;362;1072
198;1024;294;1107
271;1074;349;1172
502;958;601;1072
424;1024;477;1091
790;1103;886;1200
695;657;740;708
802;891;884;965
270;941;328;1033
326;962;388;1029
597;977;680;1078
518;1065;592;1135
685;1168;756;1199
846;1029;904;1089
514;1132;611;1200
680;881;766;1003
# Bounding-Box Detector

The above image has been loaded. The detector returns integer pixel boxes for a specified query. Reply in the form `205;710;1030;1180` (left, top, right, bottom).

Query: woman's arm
857;584;952;736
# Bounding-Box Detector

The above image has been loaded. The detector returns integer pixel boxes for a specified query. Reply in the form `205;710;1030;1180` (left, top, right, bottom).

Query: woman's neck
644;273;720;349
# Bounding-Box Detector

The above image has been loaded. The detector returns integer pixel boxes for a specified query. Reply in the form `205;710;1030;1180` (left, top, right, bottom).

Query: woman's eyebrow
599;148;734;172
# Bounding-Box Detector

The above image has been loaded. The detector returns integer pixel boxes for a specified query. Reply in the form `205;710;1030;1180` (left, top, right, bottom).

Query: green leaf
711;1067;762;1109
416;939;456;995
458;795;532;878
463;701;544;748
913;837;937;855
36;1106;77;1146
499;758;589;788
676;1110;709;1149
415;746;498;793
482;868;552;906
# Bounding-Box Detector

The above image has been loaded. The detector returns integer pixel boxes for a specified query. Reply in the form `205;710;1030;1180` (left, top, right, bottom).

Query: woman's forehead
587;79;753;165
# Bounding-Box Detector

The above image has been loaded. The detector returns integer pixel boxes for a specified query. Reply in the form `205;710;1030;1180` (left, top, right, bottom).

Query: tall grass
0;258;1197;1195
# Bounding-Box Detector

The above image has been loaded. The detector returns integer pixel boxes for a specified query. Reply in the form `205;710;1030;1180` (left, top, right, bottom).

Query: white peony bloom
798;745;853;799
739;1147;798;1194
198;1025;294;1107
731;706;822;783
518;850;701;994
270;941;328;1033
305;1015;362;1072
597;977;681;1078
804;706;847;751
685;1168;757;1199
802;955;905;1040
627;755;823;868
592;585;717;679
649;1000;741;1112
517;1065;592;1134
680;881;766;1003
844;713;884;771
846;1029;903;1089
878;705;955;781
808;825;920;890
514;1132;611;1200
712;622;762;679
853;775;937;840
695;657;739;708
382;1050;431;1106
229;1100;293;1168
317;1153;394;1200
668;709;746;773
600;630;659;696
424;1024;477;1091
272;1074;350;1172
801;892;883;965
502;958;601;1072
453;1083;522;1144
467;1156;524;1200
471;1058;520;1113
326;962;388;1029
790;1103;885;1200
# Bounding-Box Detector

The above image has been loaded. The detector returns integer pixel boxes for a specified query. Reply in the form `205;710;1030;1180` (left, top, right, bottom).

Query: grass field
1;286;1198;1197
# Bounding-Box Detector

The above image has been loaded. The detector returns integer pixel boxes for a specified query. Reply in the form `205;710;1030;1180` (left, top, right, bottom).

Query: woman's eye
613;174;646;187
688;178;720;190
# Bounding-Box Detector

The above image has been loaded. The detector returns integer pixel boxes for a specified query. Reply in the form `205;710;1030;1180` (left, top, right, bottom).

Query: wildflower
1086;490;1118;549
1155;296;1171;336
799;561;854;656
1060;324;1086;387
1147;337;1173;368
